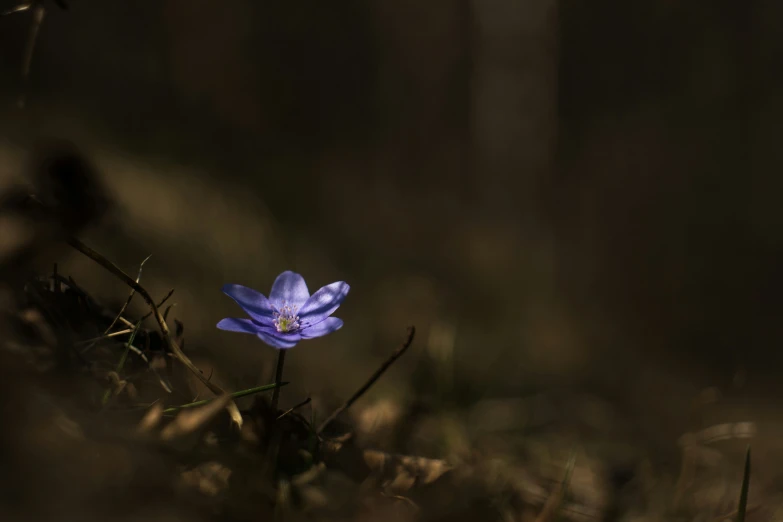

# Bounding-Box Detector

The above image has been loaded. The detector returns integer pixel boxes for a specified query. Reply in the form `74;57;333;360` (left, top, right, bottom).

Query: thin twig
18;2;45;108
123;341;172;394
277;397;312;420
737;446;751;522
2;0;67;107
318;326;415;434
76;328;134;345
141;288;174;321
115;288;174;330
534;450;577;522
163;303;175;321
101;319;142;406
51;273;173;331
143;288;174;320
77;287;177;396
80;255;150;353
103;254;151;335
126;343;149;363
66;236;243;426
381;493;420;512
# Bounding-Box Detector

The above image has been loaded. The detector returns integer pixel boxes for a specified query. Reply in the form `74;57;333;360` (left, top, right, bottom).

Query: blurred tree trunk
369;0;473;196
553;0;783;390
470;0;559;219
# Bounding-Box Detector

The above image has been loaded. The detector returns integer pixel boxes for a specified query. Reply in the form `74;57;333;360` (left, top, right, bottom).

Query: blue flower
217;271;349;349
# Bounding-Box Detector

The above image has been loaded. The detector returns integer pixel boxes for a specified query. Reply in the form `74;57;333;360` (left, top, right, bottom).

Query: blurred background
1;0;782;496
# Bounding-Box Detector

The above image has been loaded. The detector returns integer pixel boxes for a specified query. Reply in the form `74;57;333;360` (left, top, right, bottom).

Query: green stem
270;349;286;413
162;382;288;414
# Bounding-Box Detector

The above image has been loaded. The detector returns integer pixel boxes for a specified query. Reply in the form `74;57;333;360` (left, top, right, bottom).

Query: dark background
1;0;782;457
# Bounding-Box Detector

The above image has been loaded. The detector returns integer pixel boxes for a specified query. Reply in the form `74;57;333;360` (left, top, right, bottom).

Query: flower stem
270;349;286;413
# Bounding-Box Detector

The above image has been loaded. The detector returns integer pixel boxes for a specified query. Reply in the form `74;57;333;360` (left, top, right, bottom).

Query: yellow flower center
273;302;300;333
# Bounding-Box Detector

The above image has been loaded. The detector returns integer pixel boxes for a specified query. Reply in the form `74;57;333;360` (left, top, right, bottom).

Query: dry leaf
136;402;164;436
161;394;231;441
180;461;232;497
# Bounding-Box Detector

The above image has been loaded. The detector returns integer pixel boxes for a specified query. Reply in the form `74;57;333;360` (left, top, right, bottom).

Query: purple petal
217;317;262;335
269;271;310;307
255;327;301;349
222;284;274;324
298;281;350;325
301;317;344;339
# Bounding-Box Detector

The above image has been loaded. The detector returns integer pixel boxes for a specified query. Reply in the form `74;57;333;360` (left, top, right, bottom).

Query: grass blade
162;382;289;414
534;449;577;522
100;319;143;406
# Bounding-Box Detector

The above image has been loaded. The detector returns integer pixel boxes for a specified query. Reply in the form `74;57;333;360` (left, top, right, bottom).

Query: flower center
272;302;300;333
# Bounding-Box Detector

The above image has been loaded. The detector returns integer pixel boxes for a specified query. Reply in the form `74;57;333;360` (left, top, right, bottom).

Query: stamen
272;300;300;333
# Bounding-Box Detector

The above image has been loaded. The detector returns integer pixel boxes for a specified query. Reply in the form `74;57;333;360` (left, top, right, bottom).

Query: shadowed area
0;1;782;521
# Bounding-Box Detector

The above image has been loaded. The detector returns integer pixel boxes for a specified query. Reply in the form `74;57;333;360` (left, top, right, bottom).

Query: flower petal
301;317;344;339
222;284;274;324
255;327;302;349
269;271;310;307
216;317;262;335
298;281;350;325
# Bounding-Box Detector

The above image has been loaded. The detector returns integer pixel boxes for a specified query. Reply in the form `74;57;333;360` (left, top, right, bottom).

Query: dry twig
0;0;68;108
66;236;243;427
318;326;415;434
277;397;312;420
